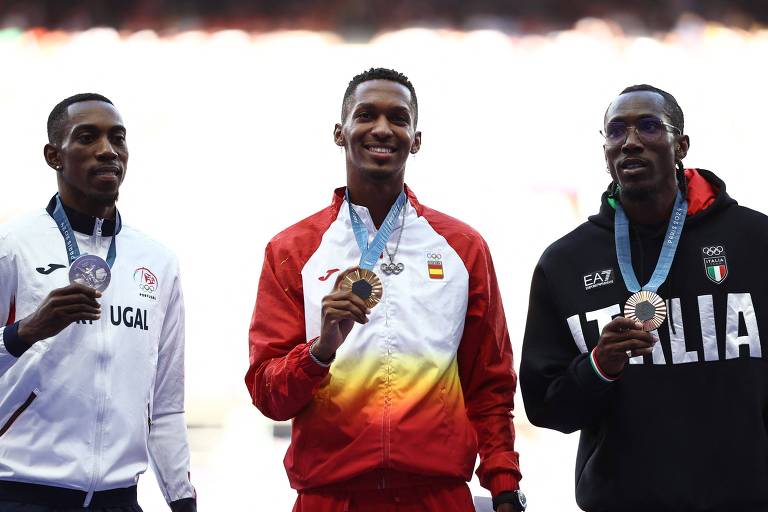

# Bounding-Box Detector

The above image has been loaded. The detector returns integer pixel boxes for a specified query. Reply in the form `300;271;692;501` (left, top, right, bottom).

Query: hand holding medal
594;317;655;376
16;283;102;346
311;190;407;363
313;267;372;362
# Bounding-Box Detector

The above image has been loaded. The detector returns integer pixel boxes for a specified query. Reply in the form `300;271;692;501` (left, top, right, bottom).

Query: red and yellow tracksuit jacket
246;186;521;497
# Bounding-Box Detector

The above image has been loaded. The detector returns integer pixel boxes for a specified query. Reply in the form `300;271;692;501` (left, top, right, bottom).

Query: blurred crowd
0;0;764;35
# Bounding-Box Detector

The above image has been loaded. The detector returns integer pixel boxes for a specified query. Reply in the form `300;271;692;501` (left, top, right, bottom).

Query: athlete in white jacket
0;94;196;511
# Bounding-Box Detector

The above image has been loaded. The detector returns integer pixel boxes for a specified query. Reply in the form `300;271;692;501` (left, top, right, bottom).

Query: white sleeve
0;232;21;376
147;265;196;504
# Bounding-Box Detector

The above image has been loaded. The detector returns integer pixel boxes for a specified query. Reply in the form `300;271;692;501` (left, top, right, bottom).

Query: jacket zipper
0;390;38;437
84;296;109;507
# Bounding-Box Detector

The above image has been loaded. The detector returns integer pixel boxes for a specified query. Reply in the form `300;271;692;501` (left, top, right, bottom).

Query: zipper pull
91;218;104;253
94;218;104;237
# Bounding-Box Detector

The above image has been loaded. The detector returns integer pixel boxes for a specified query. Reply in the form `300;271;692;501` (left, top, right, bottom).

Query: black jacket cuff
170;498;197;512
4;322;31;358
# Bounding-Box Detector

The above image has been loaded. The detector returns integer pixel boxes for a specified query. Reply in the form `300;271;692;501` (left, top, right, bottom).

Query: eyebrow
71;123;126;133
605;114;663;124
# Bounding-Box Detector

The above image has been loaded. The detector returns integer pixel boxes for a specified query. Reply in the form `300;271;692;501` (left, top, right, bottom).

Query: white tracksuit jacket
0;201;195;507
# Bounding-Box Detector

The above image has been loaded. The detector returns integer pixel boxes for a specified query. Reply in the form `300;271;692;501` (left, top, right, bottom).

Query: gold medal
340;268;383;308
624;290;666;332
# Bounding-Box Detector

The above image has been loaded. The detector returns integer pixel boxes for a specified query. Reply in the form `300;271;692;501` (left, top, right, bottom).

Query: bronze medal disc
624;290;666;331
340;268;383;309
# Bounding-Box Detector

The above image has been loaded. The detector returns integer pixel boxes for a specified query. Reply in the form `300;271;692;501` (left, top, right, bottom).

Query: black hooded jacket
520;169;768;512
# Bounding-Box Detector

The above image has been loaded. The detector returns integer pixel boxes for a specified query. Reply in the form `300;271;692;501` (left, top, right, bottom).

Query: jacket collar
45;195;121;236
332;183;424;217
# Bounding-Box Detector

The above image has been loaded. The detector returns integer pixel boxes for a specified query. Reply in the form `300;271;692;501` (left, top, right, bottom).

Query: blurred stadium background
1;1;767;510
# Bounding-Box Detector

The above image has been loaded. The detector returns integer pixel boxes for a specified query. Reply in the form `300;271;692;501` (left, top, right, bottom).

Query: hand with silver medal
16;283;102;347
311;267;373;364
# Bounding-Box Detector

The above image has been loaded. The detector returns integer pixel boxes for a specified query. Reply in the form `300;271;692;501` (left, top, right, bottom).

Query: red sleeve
456;236;522;495
244;241;329;421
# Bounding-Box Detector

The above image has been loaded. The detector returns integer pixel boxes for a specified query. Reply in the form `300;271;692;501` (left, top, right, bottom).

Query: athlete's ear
675;135;690;161
44;144;62;171
410;131;422;154
334;124;344;147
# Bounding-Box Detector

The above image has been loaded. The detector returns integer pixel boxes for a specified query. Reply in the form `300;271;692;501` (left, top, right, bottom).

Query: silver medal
69;254;111;291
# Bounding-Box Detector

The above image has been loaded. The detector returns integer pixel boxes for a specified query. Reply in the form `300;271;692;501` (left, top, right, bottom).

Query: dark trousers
0;503;142;512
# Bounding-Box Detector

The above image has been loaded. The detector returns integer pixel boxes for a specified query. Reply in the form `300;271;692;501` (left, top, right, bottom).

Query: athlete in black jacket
520;85;768;512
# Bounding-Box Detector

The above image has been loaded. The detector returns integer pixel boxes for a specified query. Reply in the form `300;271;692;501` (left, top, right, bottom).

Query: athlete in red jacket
246;68;524;512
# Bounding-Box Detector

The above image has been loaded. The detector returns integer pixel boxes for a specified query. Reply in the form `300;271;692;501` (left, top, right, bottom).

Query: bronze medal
341;268;383;309
624;290;666;332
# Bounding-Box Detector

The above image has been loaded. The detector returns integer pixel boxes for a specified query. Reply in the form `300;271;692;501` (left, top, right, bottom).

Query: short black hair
618;84;684;133
47;93;114;145
341;68;418;126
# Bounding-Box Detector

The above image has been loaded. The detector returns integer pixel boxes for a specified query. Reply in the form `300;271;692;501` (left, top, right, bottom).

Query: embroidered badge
702;245;728;284
134;267;159;300
426;252;444;280
583;268;615;290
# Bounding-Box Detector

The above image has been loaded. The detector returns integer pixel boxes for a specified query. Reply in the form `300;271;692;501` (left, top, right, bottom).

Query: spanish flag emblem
427;252;444;279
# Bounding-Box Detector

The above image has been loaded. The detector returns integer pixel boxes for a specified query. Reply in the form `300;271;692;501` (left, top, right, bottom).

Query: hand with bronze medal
596;190;688;373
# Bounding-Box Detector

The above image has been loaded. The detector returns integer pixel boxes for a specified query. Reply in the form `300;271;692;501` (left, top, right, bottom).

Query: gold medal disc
340;269;383;308
624;290;666;331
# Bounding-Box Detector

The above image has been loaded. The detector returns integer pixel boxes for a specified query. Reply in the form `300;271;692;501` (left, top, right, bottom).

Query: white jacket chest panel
301;202;469;362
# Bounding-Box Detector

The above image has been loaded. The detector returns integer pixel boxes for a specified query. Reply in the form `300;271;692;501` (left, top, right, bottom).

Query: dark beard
91;191;119;209
620;184;657;202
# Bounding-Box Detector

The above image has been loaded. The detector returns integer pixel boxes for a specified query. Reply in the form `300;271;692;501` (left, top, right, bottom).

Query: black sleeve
520;263;614;433
170;498;196;512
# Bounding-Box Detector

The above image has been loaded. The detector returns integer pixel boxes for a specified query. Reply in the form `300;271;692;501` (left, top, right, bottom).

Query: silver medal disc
69;254;111;291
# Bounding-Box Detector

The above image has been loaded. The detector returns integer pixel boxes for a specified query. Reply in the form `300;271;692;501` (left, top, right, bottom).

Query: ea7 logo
583;268;615;291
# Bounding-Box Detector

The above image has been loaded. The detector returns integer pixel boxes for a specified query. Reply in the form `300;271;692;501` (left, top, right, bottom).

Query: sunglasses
601;117;681;146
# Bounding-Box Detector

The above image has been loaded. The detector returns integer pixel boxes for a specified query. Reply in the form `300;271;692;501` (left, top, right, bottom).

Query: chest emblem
426;252;444;280
583;268;615;291
702;245;728;284
134;267;159;300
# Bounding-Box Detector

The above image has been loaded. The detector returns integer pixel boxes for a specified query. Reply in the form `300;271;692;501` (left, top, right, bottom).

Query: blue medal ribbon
614;191;687;293
52;194;119;268
346;189;407;271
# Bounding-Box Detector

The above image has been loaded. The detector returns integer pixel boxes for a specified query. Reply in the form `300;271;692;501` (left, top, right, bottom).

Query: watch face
516;490;527;509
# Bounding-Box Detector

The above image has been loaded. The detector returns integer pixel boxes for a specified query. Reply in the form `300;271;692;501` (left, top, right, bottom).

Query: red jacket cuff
488;473;521;496
298;341;332;377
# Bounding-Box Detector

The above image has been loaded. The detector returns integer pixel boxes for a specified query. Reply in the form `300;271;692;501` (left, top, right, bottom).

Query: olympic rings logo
702;246;724;256
426;253;442;260
139;284;156;292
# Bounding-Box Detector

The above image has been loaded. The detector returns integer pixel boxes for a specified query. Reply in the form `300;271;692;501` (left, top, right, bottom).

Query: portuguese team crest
702;245;728;284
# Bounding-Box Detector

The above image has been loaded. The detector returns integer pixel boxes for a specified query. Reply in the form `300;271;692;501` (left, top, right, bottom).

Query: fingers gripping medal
346;189;408;308
52;194;119;292
615;191;687;332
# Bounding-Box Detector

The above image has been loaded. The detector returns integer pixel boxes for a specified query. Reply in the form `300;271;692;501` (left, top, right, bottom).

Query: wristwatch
492;489;527;511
